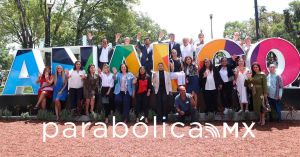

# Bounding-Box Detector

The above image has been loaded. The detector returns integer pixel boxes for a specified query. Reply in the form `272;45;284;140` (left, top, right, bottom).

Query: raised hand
112;67;117;74
137;32;142;40
115;33;121;42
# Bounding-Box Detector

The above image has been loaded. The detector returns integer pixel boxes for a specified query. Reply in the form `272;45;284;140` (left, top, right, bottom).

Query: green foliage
224;1;300;48
0;0;165;48
0;49;13;70
20;112;30;120
207;112;215;122
37;109;55;121
89;111;105;122
223;21;249;39
60;109;73;121
109;111;122;122
2;108;12;117
148;109;157;122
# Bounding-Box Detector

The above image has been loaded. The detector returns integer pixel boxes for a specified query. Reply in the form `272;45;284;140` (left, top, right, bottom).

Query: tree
0;0;166;48
0;0;44;48
0;49;13;70
223;21;250;39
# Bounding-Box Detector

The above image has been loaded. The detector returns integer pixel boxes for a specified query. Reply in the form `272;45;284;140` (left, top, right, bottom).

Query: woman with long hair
169;49;185;86
218;57;235;114
34;66;53;110
98;64;114;123
135;66;152;123
234;58;250;113
183;56;199;105
199;59;222;113
245;62;268;125
83;64;99;115
52;65;68;120
113;63;135;122
67;60;86;115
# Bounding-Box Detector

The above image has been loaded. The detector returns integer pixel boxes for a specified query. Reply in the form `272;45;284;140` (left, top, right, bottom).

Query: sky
135;0;295;42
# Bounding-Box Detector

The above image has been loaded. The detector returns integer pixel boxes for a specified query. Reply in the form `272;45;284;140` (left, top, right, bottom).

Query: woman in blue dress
53;65;68;121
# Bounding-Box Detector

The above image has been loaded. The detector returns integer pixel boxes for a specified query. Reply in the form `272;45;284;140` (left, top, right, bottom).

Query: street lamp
209;14;213;39
254;0;260;40
44;0;55;47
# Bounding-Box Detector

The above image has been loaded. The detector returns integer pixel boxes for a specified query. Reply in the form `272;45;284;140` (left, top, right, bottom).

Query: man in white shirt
158;32;182;58
242;36;252;59
181;38;195;61
233;32;241;46
97;38;113;69
194;33;205;62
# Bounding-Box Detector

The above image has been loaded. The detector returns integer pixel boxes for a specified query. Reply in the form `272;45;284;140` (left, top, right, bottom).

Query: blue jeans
268;97;281;121
115;91;131;121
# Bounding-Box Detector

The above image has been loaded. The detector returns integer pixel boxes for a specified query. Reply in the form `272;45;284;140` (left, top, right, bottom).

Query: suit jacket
97;46;114;66
217;64;234;82
168;42;181;58
152;71;172;95
136;41;153;74
199;67;223;91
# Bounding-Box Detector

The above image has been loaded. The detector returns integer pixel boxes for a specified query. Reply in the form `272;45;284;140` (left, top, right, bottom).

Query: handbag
261;95;271;112
101;96;109;104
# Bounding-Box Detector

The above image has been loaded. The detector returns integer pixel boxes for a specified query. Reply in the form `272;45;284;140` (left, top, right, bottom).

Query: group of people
33;31;283;126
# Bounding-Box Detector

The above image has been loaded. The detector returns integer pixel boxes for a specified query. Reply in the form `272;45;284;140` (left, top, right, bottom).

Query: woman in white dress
234;58;250;113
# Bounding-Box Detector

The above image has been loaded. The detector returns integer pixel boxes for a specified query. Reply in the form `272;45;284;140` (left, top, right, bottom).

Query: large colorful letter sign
52;47;77;73
3;49;45;95
153;44;169;71
109;45;141;75
247;38;300;86
80;46;97;72
197;39;245;67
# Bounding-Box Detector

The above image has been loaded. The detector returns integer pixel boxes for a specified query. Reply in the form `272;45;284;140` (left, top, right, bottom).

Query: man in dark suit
158;32;181;58
136;32;153;75
97;38;114;69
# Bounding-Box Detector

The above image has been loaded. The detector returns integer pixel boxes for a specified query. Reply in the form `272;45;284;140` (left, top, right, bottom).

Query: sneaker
245;110;249;113
223;108;229;114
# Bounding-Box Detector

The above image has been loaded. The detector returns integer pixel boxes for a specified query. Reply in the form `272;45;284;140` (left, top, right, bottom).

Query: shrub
148;109;157;122
2;108;12;117
37;109;55;121
89;111;105;122
20;112;30;120
60;109;73;121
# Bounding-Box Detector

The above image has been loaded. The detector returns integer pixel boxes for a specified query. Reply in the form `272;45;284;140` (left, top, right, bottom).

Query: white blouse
205;70;216;90
100;72;114;88
219;67;229;83
68;70;85;89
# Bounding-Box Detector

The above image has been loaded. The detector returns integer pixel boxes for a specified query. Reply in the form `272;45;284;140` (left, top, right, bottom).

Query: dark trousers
69;88;83;109
220;82;233;108
203;89;218;113
268;97;282;121
115;91;131;120
177;107;198;123
101;87;114;118
156;90;168;122
135;92;149;118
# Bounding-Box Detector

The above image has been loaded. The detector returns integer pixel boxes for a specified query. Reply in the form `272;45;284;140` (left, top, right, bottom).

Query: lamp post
254;0;260;40
44;0;55;47
209;14;213;39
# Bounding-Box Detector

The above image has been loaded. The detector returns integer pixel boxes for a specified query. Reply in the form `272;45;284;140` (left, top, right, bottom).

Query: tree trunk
15;0;33;48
